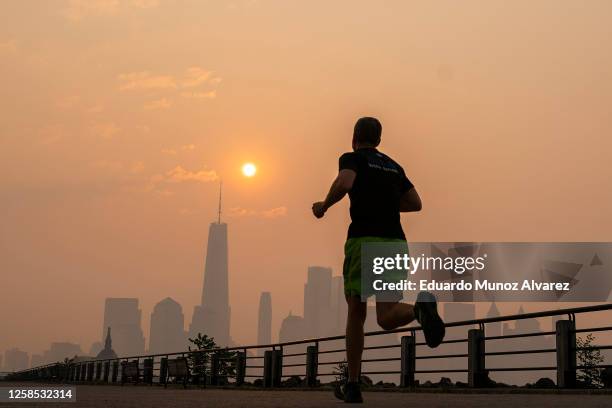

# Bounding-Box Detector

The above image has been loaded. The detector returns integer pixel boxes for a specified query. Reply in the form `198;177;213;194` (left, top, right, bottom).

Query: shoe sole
416;291;445;348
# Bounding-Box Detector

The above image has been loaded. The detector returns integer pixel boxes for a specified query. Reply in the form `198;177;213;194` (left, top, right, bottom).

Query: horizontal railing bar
414;369;467;373
361;357;400;363
485;348;556;356
282;353;307;357
415;353;467;360
574;326;612;333
417;338;468;346
575;345;612;351
318;348;346;354
485;331;555;341
318;361;346;366
488;367;556;372
282;363;307;367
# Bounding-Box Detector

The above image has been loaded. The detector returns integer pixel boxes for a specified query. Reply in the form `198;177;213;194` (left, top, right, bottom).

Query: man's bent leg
375;301;415;331
345;295;367;382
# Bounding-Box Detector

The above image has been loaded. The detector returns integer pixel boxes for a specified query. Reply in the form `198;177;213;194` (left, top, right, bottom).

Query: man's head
352;117;382;150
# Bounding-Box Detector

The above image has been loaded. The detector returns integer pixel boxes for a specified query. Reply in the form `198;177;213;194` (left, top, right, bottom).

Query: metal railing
5;303;612;389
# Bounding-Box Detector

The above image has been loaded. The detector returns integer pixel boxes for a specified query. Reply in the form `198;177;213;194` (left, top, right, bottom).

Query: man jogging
312;117;445;403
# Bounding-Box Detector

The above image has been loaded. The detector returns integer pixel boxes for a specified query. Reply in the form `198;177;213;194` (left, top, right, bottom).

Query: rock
421;380;434;388
534;377;556;388
253;379;263;387
281;375;302;387
438;377;453;387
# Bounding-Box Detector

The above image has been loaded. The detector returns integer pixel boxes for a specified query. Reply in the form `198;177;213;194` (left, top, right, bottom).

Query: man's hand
312;201;327;219
313;169;355;220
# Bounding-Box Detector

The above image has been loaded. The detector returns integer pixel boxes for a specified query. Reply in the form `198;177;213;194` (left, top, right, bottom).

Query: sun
242;162;257;177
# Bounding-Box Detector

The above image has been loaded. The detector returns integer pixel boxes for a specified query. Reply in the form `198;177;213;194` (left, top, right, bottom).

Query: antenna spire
217;179;222;224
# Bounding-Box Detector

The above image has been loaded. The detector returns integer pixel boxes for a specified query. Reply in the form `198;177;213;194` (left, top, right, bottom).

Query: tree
188;333;237;385
576;334;604;388
333;360;348;384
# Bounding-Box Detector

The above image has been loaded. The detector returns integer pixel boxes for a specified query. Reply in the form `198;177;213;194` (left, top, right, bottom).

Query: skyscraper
149;297;186;354
257;292;272;350
102;298;145;357
4;348;28;371
189;221;231;346
330;276;347;334
303;266;333;337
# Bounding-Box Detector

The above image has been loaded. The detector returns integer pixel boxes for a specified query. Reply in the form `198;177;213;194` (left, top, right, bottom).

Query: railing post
111;361;119;383
159;357;168;386
272;349;283;387
263;350;273;388
556;319;576;388
305;345;318;387
400;335;416;387
103;361;110;383
210;353;219;386
95;362;102;382
468;328;486;387
143;358;153;385
120;361;127;385
80;363;87;381
235;352;246;386
87;362;94;382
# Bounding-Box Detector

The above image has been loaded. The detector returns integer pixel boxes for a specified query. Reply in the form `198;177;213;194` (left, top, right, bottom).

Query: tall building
303;266;333;337
30;354;44;368
190;220;231;346
257;292;272;348
149;297;186;354
486;302;502;337
102;298;145;357
330;276;347;334
4;348;28;371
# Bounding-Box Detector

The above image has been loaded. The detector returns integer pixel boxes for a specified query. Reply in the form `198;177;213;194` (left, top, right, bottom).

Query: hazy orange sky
1;1;612;356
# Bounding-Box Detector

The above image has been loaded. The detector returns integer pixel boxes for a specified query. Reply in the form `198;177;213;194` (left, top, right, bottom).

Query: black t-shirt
339;148;414;240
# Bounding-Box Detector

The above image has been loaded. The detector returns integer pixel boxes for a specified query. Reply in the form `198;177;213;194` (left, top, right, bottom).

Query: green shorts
343;236;408;301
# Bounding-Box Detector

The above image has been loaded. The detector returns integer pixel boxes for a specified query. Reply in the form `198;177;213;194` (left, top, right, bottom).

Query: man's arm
312;169;356;218
399;187;422;212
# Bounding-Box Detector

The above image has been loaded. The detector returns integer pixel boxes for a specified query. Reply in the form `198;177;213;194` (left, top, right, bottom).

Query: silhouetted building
279;312;306;343
330;276;347;334
43;342;82;364
304;266;333;337
190;221;231;346
149;297;186;354
257;292;272;350
4;348;28;371
96;327;118;360
102;298;145;356
486;302;502;337
30;354;44;368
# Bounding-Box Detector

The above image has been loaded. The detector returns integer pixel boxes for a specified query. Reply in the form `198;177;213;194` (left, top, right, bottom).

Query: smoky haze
1;0;611;370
